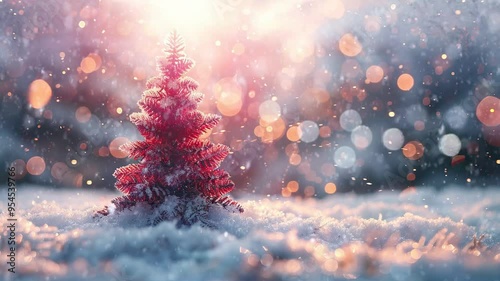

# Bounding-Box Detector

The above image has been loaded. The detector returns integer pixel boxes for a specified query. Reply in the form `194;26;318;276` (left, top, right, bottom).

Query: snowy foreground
1;186;500;281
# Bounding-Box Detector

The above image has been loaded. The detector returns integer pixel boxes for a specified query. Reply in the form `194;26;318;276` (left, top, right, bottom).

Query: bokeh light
339;109;362;132
284;35;315;63
319;126;332;138
214;78;243;117
439;134;462;157
364;16;381;33
452;155;466;166
10;159;27;179
146;0;216;34
3;0;500;201
476;96;500;127
402;141;425;160
324;182;337;194
482;125;500;147
75;106;92;123
287;126;301;142
51;162;69;181
351;125;373;150
298;120;319;143
109;137;130;158
98;146;110;157
304;185;315;197
339;33;362;57
257;117;286;143
26;156;46;176
259;100;281;123
445;106;468;130
334;146;356;168
321;0;345;19
289;153;302;166
80;53;102;74
28;79;52;109
397;73;414;91
232;43;245;55
287;180;299;192
365;65;384;83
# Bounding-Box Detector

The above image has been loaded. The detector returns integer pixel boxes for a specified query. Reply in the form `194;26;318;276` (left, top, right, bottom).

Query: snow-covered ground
1;185;499;281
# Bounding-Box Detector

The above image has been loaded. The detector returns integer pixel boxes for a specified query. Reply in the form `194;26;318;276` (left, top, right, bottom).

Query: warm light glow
287;126;301;142
402;141;425;160
323;259;339;272
256;117;287;143
89;53;102;68
366;65;384;83
75;106;92;123
321;0;345;19
282;188;292;197
289;153;302;165
214;77;243;117
145;0;216;34
476;96;500;127
339;33;362;57
109;137;130;158
324;182;337;194
319;126;331;138
28;79;52;109
410;249;422;260
80;56;97;74
351;125;373;149
98;146;110;157
254;126;264;138
287;181;299;192
133;67;146;81
406;173;416;181
232;43;245;55
284;35;315;63
397;73;414;91
27;156;46;176
285;259;302;274
259;100;281;123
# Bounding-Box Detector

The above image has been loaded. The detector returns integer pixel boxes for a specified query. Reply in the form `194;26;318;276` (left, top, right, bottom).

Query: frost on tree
97;31;243;222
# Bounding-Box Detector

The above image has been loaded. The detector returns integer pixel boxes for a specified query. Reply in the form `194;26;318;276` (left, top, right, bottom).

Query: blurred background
1;0;500;198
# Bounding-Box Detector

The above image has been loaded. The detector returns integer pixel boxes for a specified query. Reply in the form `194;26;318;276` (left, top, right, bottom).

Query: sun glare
145;0;216;34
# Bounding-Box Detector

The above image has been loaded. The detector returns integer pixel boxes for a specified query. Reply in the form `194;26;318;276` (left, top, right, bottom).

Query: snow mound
1;186;499;281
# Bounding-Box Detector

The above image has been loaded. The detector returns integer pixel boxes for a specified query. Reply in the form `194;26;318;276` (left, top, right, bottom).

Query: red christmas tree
97;31;243;219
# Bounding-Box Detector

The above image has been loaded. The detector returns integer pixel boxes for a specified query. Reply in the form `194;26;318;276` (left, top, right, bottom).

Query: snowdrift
1;185;499;281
